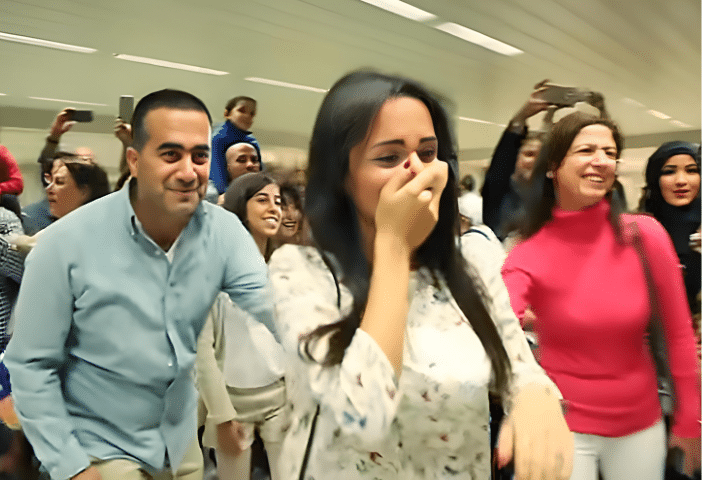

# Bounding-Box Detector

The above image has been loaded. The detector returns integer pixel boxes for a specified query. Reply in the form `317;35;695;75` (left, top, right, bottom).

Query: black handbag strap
628;221;675;409
298;250;342;480
298;404;320;480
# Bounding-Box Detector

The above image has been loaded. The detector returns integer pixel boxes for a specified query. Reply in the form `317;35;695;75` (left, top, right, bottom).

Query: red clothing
0;146;23;195
502;200;700;438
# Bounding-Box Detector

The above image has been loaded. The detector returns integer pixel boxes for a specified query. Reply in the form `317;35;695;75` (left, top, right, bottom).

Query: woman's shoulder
269;244;328;275
621;212;670;243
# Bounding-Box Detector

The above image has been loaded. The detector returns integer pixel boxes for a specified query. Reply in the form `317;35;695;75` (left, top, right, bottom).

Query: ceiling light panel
646;109;671;120
435;22;522;56
0;31;96;53
245;77;328;93
113;54;228;76
358;0;436;22
28;97;108;106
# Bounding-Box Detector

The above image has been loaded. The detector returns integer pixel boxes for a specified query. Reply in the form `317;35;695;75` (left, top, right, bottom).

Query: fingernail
403;160;411;169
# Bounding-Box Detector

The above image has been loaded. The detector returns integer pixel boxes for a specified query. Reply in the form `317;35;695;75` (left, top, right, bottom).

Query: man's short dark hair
131;89;212;151
224;96;256;115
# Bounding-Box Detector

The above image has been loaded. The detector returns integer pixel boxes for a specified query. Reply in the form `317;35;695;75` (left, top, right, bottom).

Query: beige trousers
90;436;203;480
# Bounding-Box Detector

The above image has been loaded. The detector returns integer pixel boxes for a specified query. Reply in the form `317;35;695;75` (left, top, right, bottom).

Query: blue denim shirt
5;183;277;479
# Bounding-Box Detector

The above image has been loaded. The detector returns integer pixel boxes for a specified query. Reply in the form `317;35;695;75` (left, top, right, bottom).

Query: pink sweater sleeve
0;146;24;195
501;253;531;326
634;215;701;438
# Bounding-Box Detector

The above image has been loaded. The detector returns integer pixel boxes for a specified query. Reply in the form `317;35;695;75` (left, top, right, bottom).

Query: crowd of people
0;70;696;480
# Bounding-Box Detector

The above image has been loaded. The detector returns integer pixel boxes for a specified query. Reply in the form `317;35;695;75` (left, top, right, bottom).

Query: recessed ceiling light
244;77;328;93
458;116;505;127
0;31;96;53
358;0;436;22
622;97;645;108
670;120;691;128
28;97;108;106
435;22;522;56
113;54;228;76
646;109;671;120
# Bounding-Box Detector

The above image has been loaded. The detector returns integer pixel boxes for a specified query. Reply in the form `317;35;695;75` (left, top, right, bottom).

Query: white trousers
570;420;665;480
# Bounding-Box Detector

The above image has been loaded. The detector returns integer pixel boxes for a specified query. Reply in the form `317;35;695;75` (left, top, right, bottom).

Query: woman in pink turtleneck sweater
501;112;700;480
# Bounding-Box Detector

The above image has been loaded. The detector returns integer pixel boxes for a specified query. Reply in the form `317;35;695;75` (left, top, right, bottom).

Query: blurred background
0;0;699;207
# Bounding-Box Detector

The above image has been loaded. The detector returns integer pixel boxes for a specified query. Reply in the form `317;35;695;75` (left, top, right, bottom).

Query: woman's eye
375;154;401;164
686;166;700;174
661;168;675;175
418;149;437;160
194;152;209;163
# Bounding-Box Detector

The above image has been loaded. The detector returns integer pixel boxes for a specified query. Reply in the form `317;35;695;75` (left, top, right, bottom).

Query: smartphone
71;110;93;122
119;95;134;124
540;84;590;107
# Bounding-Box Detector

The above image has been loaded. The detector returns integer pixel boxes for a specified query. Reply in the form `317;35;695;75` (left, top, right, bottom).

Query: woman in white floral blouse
268;70;573;480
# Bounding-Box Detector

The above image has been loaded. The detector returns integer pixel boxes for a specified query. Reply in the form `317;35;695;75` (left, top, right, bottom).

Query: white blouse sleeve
460;231;560;412
269;245;401;447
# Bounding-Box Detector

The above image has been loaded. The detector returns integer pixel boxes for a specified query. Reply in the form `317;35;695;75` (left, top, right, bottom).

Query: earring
546;171;554;179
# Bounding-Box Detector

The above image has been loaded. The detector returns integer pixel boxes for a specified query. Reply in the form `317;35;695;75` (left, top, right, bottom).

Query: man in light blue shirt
5;90;278;480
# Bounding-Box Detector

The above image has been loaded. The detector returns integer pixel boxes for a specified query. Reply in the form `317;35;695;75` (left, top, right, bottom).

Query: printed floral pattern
269;235;555;480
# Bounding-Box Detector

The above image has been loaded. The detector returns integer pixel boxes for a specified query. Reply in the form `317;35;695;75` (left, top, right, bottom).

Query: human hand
0;396;19;430
114;118;132;146
375;159;448;254
71;466;102;480
521;306;537;330
496;383;573;479
49;108;76;142
512;80;551;123
10;235;37;255
216;420;248;457
669;433;701;477
689;228;701;253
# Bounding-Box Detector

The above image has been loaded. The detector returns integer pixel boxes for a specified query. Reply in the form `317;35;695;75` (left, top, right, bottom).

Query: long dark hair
519;111;626;240
222;172;278;261
304;70;511;394
63;161;111;204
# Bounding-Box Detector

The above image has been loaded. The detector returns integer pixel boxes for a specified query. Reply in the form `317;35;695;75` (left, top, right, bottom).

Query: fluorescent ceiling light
28;96;108;106
670;120;691;128
0;31;96;53
435;22;522;56
458;116;505;127
358;0;436;22
0;93;6;96
646;109;671;120
114;54;228;76
245;77;328;93
622;97;645;108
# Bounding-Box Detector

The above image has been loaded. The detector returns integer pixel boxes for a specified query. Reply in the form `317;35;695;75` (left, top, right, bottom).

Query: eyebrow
254;192;281;200
370;136;437;148
157;142;210;152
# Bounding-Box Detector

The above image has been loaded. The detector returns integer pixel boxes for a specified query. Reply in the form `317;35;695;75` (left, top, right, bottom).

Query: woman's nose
674;171;688;185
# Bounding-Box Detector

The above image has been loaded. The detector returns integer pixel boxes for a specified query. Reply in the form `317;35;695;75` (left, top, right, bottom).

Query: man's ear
126;147;138;179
